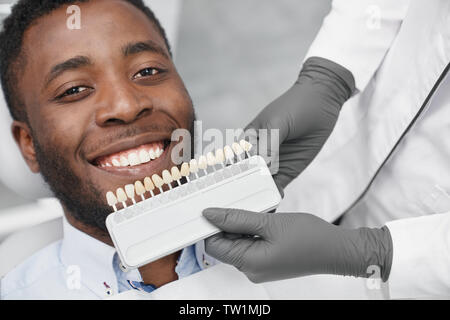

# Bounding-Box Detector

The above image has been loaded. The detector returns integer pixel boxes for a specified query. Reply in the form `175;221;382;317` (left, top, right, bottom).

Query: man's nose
95;82;153;126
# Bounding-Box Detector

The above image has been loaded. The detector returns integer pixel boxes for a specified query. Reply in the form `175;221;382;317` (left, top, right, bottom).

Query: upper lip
85;131;171;164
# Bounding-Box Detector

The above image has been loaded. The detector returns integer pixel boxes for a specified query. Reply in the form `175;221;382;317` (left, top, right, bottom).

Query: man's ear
11;121;40;173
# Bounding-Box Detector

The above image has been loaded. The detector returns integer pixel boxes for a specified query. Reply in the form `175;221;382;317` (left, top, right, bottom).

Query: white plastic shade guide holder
105;142;282;271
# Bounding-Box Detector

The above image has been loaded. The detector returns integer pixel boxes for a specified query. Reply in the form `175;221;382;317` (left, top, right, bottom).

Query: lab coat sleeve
385;213;450;299
304;0;411;91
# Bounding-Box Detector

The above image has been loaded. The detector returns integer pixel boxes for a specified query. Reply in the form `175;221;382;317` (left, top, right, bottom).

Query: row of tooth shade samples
106;140;252;211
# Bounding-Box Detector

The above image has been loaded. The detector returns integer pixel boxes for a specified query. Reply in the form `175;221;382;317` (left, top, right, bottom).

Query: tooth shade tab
135;181;146;196
171;167;182;181
125;184;135;199
232;142;244;155
106;192;118;206
224;145;234;160
144;177;155;191
240;139;252;152
139;150;151;163
198;155;207;170
152;174;164;189
215;149;225;163
206;152;216;166
116;188;128;203
189;159;199;173
162;170;173;184
180;162;190;176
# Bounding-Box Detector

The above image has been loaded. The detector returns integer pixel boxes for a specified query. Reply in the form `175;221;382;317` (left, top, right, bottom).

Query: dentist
203;0;450;299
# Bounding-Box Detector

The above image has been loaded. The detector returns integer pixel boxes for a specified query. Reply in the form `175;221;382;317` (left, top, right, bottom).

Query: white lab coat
278;0;450;298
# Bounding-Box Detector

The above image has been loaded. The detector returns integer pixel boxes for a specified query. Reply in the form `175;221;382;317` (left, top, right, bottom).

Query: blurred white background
0;0;331;241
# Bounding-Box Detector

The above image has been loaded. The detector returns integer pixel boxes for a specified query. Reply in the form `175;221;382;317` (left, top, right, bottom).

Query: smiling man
0;0;205;299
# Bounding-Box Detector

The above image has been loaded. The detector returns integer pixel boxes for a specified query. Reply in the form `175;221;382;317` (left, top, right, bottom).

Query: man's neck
64;213;180;288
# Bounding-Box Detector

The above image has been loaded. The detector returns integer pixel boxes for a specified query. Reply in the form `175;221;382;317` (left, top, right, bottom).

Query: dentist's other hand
203;208;393;284
246;57;355;191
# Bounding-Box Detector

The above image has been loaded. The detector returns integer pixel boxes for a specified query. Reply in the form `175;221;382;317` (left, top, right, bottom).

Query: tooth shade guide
134;181;146;201
232;142;244;161
106;192;118;212
171;167;182;186
215;149;225;168
107;144;256;210
105;153;281;270
240;139;253;157
116;188;128;208
198;155;207;171
223;145;235;164
152;174;164;194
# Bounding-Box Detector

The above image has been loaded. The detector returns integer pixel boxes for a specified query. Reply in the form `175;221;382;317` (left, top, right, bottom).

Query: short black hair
0;0;172;122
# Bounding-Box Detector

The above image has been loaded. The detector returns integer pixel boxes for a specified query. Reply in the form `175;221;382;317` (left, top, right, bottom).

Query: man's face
14;0;194;231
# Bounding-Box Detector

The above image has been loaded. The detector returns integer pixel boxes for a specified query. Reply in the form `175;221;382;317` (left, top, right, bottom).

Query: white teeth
155;147;163;157
105;163;112;167
116;188;128;203
171;166;182;181
135;181;146;196
149;149;156;160
120;156;129;167
125;184;135;199
128;152;141;166
162;170;173;185
112;159;121;167
139;150;151;163
180;162;190;177
198;155;207;170
189;159;199;173
106;192;118;206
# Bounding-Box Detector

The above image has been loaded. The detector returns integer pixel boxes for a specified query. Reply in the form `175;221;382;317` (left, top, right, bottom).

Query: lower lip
92;142;173;178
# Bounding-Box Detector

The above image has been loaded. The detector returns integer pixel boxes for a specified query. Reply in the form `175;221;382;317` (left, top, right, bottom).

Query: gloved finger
203;208;271;238
245;100;290;143
204;233;256;268
222;232;247;240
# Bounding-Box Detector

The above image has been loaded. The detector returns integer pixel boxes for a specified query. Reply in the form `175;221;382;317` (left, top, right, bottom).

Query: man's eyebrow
122;40;169;59
44;56;93;88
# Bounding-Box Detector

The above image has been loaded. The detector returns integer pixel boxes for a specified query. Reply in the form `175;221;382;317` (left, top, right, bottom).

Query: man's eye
58;86;89;98
134;67;160;79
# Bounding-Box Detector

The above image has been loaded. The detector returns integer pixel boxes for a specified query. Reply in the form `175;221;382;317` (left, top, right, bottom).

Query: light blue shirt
0;217;202;299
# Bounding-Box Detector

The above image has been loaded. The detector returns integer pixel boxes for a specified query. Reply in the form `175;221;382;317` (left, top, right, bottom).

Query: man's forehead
22;0;168;73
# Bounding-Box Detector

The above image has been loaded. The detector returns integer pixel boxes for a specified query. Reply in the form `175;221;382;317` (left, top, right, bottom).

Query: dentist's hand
246;57;355;191
203;208;393;284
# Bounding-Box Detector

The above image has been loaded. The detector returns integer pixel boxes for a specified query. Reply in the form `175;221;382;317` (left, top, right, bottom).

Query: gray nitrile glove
246;57;355;191
203;208;393;284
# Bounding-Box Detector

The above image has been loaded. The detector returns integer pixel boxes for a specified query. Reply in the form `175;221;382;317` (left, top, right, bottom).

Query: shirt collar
59;216;202;298
59;216;118;298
